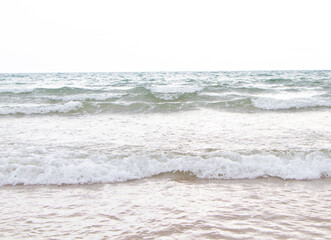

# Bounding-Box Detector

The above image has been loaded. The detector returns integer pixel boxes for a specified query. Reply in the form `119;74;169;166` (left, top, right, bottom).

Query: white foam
0;88;34;94
46;93;123;101
148;85;202;94
252;96;331;110
0;152;330;185
0;101;83;115
147;85;202;100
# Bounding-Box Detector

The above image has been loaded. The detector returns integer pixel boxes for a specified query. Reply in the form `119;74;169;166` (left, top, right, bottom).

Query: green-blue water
1;71;331;115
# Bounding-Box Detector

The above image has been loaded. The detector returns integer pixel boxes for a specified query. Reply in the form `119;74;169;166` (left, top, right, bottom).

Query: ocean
0;71;330;239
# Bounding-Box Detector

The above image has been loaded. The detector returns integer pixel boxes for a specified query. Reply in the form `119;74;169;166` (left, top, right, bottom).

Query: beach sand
1;175;330;239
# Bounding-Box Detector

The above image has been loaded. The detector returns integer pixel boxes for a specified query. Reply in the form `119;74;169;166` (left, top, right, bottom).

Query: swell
0;86;104;95
0;101;83;115
1;80;331;115
252;96;331;110
2;95;331;115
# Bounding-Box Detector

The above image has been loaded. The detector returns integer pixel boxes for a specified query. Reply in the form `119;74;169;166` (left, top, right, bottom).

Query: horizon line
1;69;330;74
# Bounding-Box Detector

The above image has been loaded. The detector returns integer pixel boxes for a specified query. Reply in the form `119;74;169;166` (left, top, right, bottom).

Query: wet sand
1;175;330;239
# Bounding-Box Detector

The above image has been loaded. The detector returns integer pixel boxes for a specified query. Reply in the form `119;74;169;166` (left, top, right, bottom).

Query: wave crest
252;97;331;110
0;101;83;115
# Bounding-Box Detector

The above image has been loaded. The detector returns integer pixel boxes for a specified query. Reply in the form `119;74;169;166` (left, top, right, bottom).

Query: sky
0;0;330;73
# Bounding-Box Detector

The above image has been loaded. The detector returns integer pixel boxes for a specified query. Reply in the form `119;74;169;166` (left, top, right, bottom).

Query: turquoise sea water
1;71;331;115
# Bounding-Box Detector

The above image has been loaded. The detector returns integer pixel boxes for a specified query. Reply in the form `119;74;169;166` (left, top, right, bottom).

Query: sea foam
252;96;331;110
0;101;82;115
147;85;203;100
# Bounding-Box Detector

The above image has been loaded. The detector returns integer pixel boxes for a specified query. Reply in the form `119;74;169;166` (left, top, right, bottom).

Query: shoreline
1;173;331;189
1;176;330;239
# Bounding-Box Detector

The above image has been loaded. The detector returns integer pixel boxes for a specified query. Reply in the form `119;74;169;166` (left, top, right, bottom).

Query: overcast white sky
0;0;330;73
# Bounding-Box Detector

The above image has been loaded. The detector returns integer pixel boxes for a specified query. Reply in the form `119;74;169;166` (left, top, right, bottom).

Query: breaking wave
252;96;331;110
0;151;330;185
0;101;83;115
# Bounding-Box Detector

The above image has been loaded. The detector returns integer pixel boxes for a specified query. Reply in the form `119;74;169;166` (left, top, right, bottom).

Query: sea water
0;71;330;239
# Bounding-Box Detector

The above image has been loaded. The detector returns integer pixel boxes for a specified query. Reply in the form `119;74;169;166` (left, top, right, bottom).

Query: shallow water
1;109;331;185
1;176;330;239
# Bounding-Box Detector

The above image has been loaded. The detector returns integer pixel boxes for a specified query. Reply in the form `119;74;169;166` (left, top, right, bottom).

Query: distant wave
252;96;331;110
1;72;331;115
45;93;124;102
265;78;293;83
2;96;331;115
0;86;97;95
0;88;34;94
0;151;330;185
0;101;83;115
